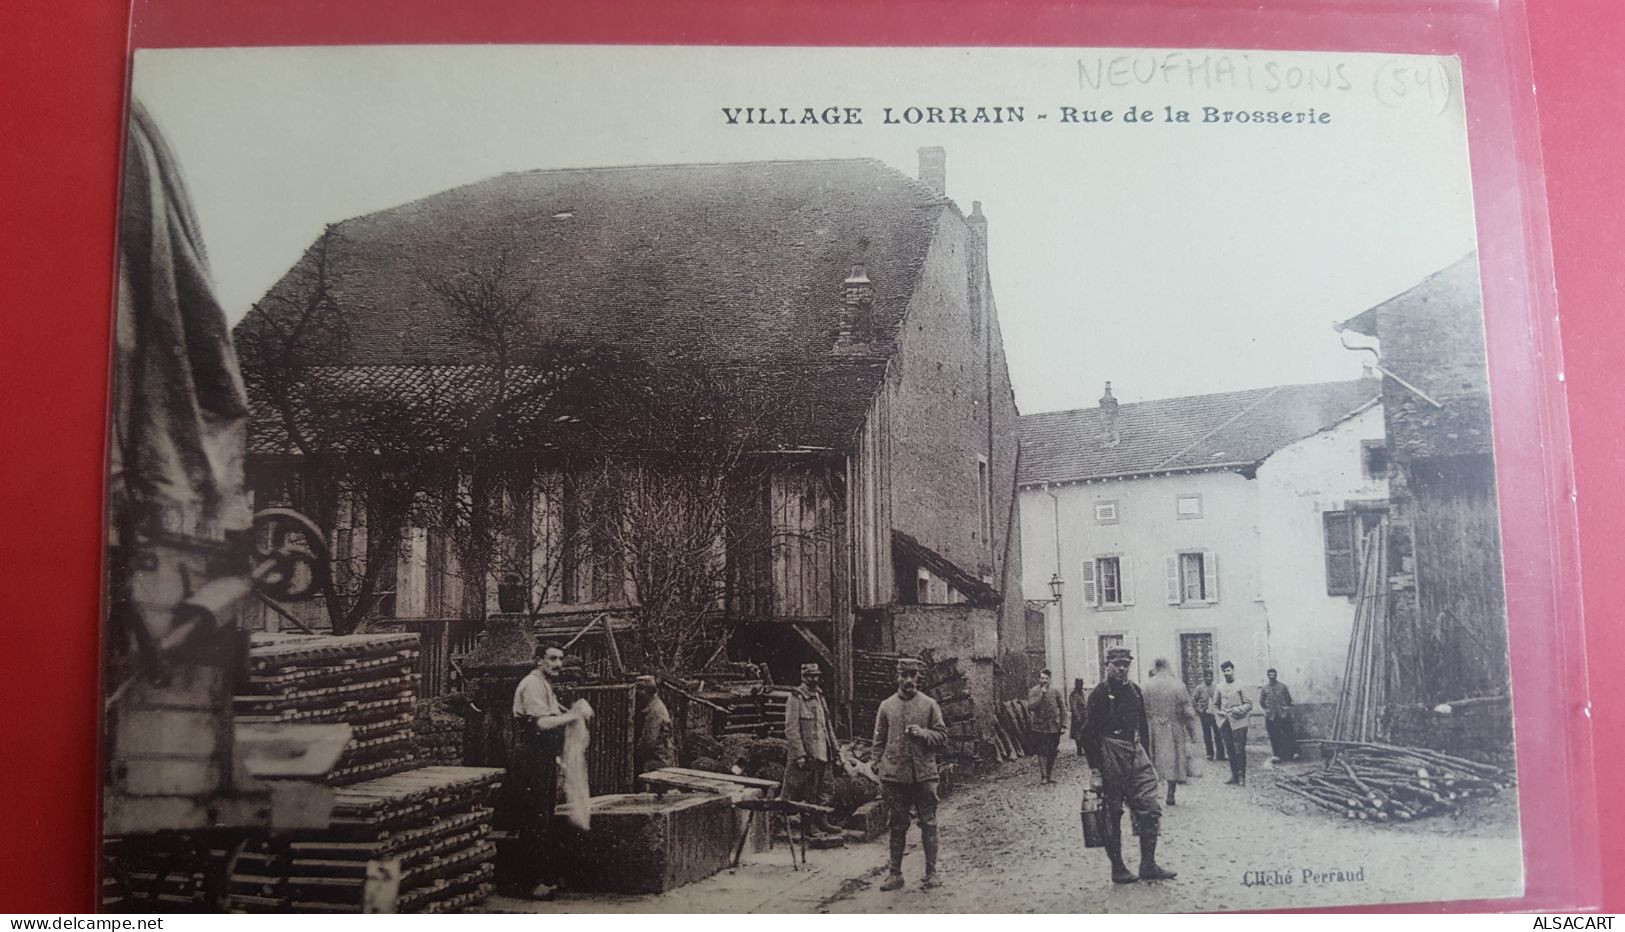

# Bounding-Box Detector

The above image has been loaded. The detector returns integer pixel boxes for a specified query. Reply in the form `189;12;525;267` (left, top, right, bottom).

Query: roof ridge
1150;385;1284;471
1022;379;1360;420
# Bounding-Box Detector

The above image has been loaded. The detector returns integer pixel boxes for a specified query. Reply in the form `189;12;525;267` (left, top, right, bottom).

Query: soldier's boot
920;824;940;888
1138;819;1177;881
880;826;907;890
1105;815;1137;884
1165;782;1177;806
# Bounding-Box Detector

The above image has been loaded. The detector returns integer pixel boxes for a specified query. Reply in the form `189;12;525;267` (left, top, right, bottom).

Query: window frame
1175;493;1204;520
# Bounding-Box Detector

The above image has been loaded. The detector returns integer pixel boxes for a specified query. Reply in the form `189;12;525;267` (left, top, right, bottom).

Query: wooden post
833;458;854;736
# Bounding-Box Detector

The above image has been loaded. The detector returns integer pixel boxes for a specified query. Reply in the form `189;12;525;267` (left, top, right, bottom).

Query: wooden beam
791;623;834;669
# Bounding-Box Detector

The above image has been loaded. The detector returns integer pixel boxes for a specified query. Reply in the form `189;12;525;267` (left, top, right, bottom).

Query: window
1176;493;1203;519
1165;551;1218;605
916;568;932;604
1362;440;1391;480
1324;506;1387;596
1324;511;1357;595
1080;556;1134;608
1093;500;1119;525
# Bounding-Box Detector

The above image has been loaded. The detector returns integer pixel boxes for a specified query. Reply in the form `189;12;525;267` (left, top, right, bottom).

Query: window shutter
1323;511;1356;596
1121;556;1136;605
1080;559;1099;607
1165;556;1181;604
1204;550;1219;603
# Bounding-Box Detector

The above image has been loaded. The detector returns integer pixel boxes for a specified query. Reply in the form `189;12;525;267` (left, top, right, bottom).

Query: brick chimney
1099;382;1121;447
834;261;875;352
918;146;946;196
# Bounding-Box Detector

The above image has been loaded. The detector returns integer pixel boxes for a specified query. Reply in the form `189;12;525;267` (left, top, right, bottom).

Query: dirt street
487;744;1523;914
819;746;1523;913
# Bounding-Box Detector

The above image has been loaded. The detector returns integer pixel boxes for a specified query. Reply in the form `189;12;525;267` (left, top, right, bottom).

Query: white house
1017;380;1386;710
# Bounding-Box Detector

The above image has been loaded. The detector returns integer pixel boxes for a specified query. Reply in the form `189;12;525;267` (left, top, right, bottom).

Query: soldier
1081;646;1177;884
783;662;840;836
633;674;675;776
1028;668;1068;784
874;658;947;891
1214;660;1255;785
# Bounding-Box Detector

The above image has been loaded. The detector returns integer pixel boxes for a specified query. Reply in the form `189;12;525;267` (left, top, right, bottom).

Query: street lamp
1048;572;1067;686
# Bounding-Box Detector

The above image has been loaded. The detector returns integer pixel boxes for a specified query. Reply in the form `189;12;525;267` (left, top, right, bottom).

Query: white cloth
560;700;594;830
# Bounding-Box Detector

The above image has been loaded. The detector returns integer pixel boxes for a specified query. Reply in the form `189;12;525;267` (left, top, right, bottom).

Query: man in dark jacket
1081;647;1177;885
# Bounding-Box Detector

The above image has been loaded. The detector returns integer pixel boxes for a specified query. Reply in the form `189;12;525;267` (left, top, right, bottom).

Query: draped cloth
560;701;594;830
111;101;251;544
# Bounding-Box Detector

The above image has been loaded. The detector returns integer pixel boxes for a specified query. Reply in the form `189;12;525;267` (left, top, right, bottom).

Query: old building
1017;379;1383;709
1337;252;1509;711
236;149;1024;733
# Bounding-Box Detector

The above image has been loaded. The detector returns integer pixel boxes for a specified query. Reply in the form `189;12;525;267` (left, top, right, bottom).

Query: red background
2;0;1620;913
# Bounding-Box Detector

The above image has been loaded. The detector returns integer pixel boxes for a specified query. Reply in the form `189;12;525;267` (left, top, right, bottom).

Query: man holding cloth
511;644;590;900
1081;646;1177;885
874;658;947;891
784;662;840;837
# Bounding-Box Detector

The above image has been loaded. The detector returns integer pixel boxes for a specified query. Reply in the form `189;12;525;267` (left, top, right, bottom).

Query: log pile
1279;741;1515;823
414;700;465;768
852;650;905;734
237;632;423;785
719;685;790;740
229;766;502;913
921;657;980;766
991;699;1036;761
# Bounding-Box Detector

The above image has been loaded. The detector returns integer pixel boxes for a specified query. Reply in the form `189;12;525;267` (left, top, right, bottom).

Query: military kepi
1106;647;1134;662
896;658;926;674
800;662;823;675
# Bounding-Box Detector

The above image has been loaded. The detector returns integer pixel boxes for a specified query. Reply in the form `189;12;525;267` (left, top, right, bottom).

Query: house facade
1017;380;1383;708
1337;252;1510;712
236;149;1024;732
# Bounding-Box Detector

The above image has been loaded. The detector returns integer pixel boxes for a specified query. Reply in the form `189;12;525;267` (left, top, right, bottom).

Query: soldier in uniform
783;662;840;836
873;658;947;891
1081;646;1178;885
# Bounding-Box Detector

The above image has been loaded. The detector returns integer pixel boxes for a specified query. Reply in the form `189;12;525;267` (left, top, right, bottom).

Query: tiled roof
239;158;949;452
1017;380;1380;486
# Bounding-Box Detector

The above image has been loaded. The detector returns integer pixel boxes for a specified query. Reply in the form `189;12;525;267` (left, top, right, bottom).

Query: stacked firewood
237;632;422;785
852;650;905;732
229;766;502;913
414;699;465;767
719;685;791;739
921;657;980;766
1279;741;1515;822
990;699;1035;761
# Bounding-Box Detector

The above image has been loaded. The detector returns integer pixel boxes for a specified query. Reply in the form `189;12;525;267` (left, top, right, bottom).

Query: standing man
1260;668;1300;763
1027;668;1067;784
1069;677;1089;758
511;644;589;900
1081;647;1177;884
1213;660;1254;786
633;674;676;776
784;662;840;837
1143;658;1200;807
1191;668;1225;762
873;658;947;892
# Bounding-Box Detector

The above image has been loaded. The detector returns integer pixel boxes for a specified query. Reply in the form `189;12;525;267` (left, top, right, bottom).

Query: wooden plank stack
720;685;790;739
921;657;980;768
228;766;503;912
852;650;905;733
236;632;422;785
991;699;1035;761
1279;740;1514;823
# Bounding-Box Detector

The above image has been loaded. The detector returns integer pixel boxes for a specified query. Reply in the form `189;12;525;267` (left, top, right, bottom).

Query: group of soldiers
1031;648;1302;884
508;641;1300;898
